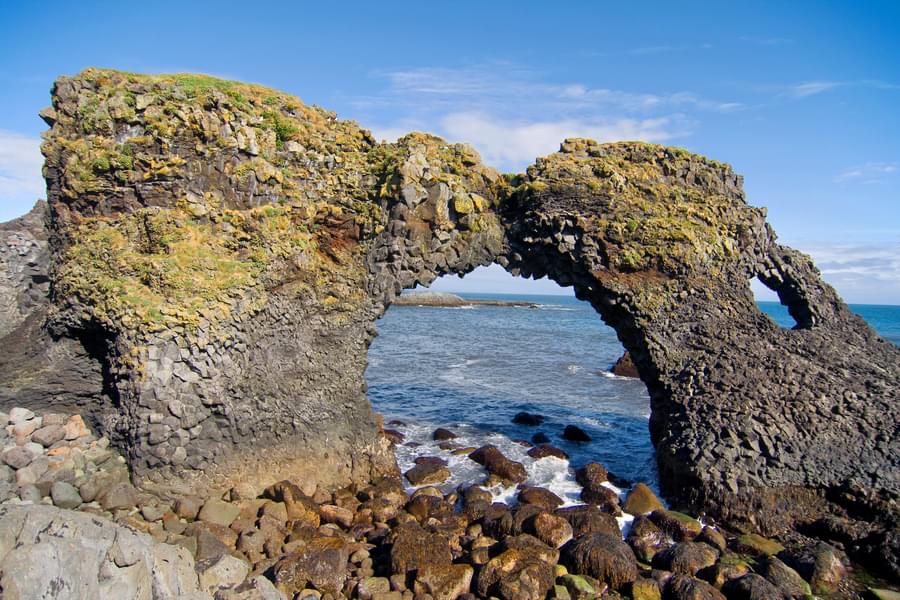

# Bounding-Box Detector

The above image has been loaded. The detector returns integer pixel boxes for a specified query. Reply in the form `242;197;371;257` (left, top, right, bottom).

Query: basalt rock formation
0;69;897;572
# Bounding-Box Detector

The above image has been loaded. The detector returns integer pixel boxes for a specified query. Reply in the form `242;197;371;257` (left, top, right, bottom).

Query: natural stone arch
0;70;896;569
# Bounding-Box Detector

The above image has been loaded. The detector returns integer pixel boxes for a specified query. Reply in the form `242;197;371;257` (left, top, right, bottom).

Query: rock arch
0;70;897;565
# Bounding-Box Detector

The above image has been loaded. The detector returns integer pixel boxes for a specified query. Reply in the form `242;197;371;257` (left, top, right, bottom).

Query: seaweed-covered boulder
562;533;639;589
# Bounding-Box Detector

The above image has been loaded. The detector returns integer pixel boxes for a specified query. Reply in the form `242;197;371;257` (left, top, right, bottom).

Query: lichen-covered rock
624;483;664;515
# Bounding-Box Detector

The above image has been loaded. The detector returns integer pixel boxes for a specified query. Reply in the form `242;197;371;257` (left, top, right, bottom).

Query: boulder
757;557;811;599
781;542;846;595
271;536;349;597
623;483;664;515
531;512;574;548
556;505;621;538
562;533;639;589
415;563;474;600
651;542;718;576
0;504;208;598
468;445;527;483
627;515;669;563
197;554;250;594
432;428;457;441
513;412;545;426
518;486;564;510
732;533;784;557
31;424;66;447
198;498;241;527
562;425;591;442
666;574;727;600
527;445;568;460
611;351;640;378
389;522;452;574
50;480;82;509
476;547;556;600
631;577;662;600
721;573;786;600
404;463;451;486
649;509;702;541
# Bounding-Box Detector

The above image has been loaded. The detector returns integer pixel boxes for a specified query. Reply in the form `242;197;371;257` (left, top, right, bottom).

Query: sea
366;292;900;510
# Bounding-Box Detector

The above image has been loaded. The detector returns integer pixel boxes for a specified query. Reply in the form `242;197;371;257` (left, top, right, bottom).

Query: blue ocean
366;293;900;502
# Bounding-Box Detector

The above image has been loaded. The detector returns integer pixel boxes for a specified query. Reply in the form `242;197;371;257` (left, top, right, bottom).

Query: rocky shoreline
2;407;893;599
392;292;539;309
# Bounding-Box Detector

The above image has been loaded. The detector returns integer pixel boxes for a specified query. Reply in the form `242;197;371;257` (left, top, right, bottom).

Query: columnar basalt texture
499;140;899;572
0;71;897;567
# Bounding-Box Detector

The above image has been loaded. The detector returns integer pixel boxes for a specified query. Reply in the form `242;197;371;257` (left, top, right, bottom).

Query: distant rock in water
513;411;545;425
610;351;640;378
393;291;538;308
563;425;592;442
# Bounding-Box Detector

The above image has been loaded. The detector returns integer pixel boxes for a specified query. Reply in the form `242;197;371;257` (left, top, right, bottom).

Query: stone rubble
0;408;887;598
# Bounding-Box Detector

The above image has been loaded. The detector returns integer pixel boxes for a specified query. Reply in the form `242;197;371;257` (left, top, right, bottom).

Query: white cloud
833;162;897;184
799;242;900;304
787;81;842;98
0;130;45;222
440;112;679;169
358;64;741;171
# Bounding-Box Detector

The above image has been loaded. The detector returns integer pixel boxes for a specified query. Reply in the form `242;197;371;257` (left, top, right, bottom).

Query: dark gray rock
50;480;82;509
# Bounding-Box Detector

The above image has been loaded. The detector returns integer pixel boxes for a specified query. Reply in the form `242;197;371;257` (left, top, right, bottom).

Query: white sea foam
388;418;640;534
566;364;583;374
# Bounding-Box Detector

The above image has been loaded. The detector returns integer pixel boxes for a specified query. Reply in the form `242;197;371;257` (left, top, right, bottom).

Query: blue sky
1;1;898;303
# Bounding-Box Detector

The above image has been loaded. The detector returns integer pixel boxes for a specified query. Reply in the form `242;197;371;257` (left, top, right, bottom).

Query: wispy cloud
439;112;681;167
798;242;900;304
0;130;45;221
780;79;900;99
833;162;897;184
359;63;741;170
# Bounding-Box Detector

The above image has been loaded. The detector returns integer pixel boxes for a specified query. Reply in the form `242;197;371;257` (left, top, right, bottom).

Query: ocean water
366;292;899;507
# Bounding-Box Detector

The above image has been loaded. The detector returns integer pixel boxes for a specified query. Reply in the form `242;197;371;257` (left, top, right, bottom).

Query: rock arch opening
367;266;658;495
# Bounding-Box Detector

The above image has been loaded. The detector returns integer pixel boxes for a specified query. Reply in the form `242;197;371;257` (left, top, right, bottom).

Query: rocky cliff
0;69;897;572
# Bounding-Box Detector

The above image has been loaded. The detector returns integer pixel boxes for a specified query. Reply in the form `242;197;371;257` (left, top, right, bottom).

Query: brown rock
611;351;640;378
476;548;556;600
416;563;474;600
649;509;702;541
31;425;66;447
699;553;751;588
757;556;811;599
319;504;354;528
414;456;448;467
527;445;569;460
272;536;349;597
98;482;138;511
264;480;320;527
432;428;457;441
382;429;404;445
623;483;664;515
198;498;241;527
389;522;452;574
468;445;527;483
530;512;574;548
174;496;203;520
576;463;609;487
722;573;786;599
517;486;564;510
631;577;662;600
782;542;846;595
651;542;718;576
562;533;638;590
732;533;784;557
405;463;451;486
696;527;726;553
258;500;288;523
627;515;670;563
556;505;621;538
63;415;90;440
666;574;726;600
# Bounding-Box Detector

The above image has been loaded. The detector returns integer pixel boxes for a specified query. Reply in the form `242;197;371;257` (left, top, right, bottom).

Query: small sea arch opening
366;264;658;502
